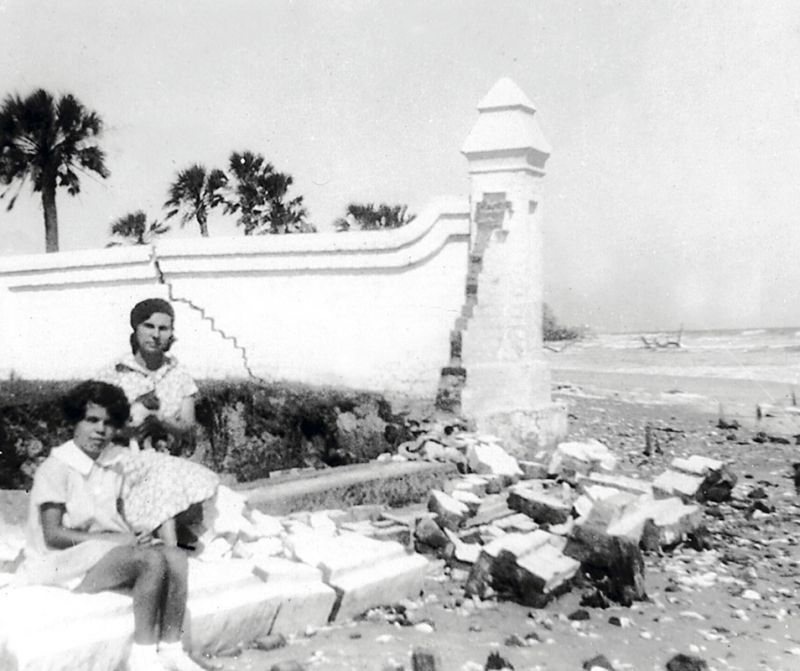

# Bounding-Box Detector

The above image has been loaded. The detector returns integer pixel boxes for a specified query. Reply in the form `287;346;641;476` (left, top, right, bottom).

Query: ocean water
549;327;800;386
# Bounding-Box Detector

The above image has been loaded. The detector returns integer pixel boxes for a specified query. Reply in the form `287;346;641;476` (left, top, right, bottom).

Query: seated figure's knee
134;546;168;576
161;546;189;577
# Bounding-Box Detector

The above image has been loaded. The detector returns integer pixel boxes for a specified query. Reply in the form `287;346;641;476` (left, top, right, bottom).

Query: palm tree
334;203;415;232
164;164;227;237
225;151;311;234
0;88;109;252
106;210;170;247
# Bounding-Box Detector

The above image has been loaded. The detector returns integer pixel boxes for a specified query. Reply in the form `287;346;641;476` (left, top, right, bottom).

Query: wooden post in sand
458;78;567;456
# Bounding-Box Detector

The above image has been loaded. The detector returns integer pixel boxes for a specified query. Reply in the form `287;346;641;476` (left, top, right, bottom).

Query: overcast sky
1;0;799;333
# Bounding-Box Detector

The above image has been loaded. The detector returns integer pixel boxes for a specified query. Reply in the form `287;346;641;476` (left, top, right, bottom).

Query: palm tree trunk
198;211;209;237
41;178;59;253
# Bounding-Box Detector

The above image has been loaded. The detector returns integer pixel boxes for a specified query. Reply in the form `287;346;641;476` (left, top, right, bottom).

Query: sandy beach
195;358;800;671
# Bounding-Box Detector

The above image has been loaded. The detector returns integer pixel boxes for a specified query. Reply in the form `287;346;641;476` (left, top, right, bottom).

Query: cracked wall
0;198;470;401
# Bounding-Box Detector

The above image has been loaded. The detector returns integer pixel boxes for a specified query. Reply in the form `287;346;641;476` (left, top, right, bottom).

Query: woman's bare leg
156;518;179;547
158;546;189;643
74;545;167;645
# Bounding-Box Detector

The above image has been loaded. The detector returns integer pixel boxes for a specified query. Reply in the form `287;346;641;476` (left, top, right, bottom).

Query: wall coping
0;197;469;282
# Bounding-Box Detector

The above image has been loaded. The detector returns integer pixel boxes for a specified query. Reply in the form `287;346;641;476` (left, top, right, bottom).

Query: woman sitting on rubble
20;380;206;671
97;297;218;547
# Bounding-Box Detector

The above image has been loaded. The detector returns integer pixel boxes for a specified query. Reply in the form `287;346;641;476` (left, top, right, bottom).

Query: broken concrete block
518;460;549;480
414;517;450;550
284;532;428;621
577;490;641;529
443;529;481;564
548;440;617;477
449;474;489;497
466;442;522;482
576;473;653;497
247;510;284;537
450;489;483;515
0;558;336;671
606;496;702;548
232;536;284;560
370;523;413;547
246;557;338;637
428;490;470;530
494;513;538;533
564;525;646;605
464;495;515;528
465;531;574;607
308;511;339;536
507;484;573;526
671;455;723;476
652;470;704;501
513;543;580;605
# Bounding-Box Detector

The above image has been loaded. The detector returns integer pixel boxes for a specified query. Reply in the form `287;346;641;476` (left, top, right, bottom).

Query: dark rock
411;648;440;671
253;633;287;651
685;526;712;551
504;634;527;647
583;655;615;670
564;525;647;604
665;653;708;671
717;418;740;430
580;589;610;609
747;487;768;499
697;465;737;503
485;651;514;670
568;609;590;621
608;616;623;626
415;517;450;550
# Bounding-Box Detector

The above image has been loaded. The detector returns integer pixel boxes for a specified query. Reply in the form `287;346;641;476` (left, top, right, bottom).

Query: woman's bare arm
40;503;135;549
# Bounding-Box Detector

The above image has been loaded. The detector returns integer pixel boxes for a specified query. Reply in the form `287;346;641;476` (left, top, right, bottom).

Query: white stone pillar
459;78;566;455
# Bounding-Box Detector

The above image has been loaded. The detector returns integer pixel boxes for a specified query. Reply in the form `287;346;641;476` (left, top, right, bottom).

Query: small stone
414;622;435;634
411;647;440;671
580;589;610;609
568;609;590;621
504;634;527;647
253;633;287;651
270;662;305;671
582;655;615;671
665;653;708;671
484;651;514;670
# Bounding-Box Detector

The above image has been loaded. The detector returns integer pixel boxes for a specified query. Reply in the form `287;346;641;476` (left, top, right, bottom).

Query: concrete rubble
0;426;745;671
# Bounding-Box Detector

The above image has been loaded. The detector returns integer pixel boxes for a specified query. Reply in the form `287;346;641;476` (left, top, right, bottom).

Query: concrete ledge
0;558;338;671
237;461;458;515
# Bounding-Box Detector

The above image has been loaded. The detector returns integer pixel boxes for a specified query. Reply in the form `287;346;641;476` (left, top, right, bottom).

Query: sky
1;0;799;332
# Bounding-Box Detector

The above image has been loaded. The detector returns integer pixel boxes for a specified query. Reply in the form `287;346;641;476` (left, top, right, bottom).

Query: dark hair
63;381;131;428
129;298;175;354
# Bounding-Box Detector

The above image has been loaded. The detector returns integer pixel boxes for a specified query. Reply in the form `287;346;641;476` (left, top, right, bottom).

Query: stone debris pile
388;430;738;611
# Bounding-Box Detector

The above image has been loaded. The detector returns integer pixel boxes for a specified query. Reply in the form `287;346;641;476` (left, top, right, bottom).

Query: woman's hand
129;401;153;426
100;531;140;546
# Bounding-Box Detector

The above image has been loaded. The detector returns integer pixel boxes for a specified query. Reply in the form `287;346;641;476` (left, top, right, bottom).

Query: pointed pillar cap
462;78;551;160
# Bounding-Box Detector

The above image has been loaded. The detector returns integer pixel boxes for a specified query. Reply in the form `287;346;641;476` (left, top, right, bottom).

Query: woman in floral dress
97;298;218;546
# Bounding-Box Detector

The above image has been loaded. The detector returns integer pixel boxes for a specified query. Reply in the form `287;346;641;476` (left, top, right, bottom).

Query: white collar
50;440;98;477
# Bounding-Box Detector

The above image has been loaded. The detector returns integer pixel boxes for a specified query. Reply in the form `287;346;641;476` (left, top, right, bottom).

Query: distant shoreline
551;367;797;427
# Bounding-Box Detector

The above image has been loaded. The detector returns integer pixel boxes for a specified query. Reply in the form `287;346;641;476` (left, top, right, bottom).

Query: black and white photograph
1;2;799;670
